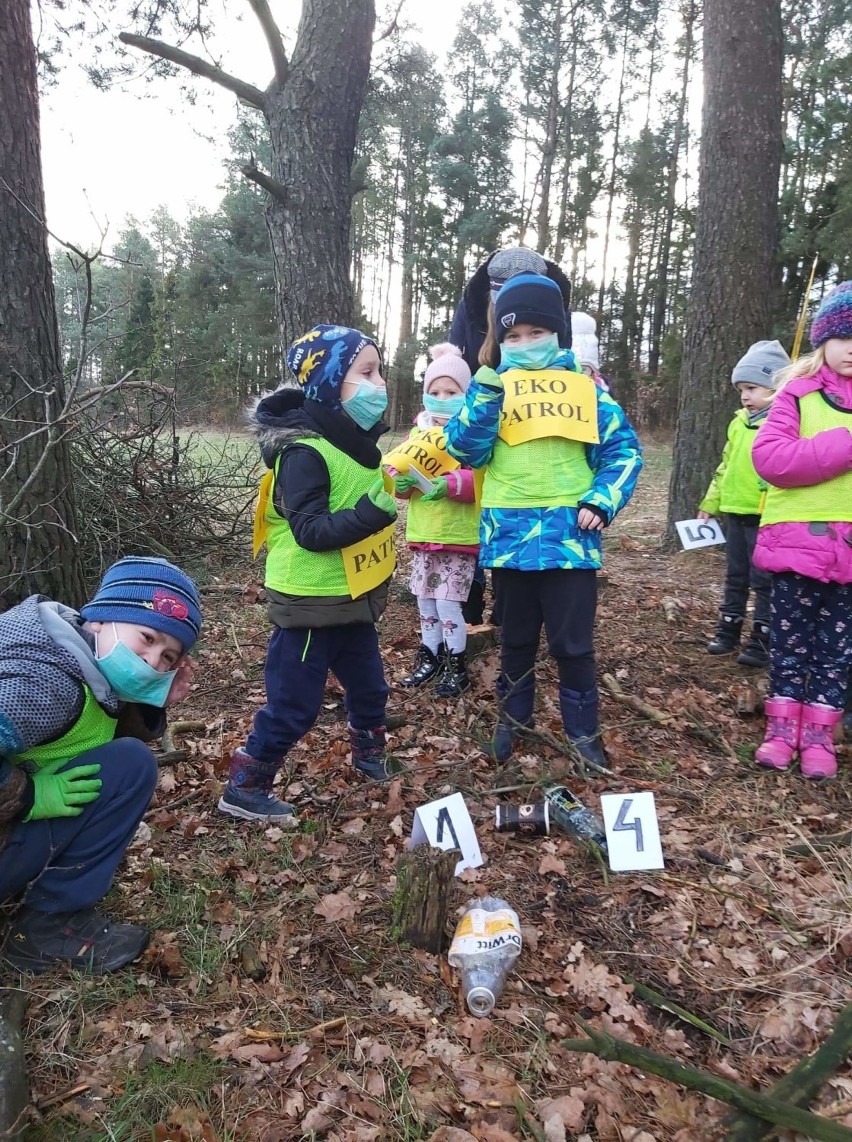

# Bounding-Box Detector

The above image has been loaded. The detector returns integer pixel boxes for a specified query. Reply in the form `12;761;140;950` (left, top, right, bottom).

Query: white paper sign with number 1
600;791;665;872
675;518;726;550
410;792;483;876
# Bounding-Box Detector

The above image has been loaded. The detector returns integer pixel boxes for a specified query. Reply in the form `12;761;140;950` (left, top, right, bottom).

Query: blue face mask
500;332;561;371
423;393;465;419
97;625;177;707
341;382;388;430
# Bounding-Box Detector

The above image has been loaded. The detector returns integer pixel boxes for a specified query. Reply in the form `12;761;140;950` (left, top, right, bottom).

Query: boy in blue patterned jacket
445;274;642;766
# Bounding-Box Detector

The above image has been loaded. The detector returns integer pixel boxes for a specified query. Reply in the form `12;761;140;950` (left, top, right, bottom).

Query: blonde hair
478;303;499;368
774;345;825;392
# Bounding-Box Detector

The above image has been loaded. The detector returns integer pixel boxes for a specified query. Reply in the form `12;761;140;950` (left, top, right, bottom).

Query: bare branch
245;0;289;87
241;162;288;204
118;32;266;110
374;0;407;42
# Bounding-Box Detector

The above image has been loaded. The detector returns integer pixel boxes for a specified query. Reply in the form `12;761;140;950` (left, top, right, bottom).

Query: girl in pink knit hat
388;344;481;697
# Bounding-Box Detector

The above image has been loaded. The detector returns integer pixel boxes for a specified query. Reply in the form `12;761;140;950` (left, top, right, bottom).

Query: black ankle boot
435;651;470;698
707;615;743;655
737;622;770;667
490;674;534;762
401;644;443;688
559;686;607;769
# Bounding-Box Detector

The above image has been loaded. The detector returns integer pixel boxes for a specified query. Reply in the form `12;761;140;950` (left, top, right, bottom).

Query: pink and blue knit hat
81;557;202;652
811;281;852;348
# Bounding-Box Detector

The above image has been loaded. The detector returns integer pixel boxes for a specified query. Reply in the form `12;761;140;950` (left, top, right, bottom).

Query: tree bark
665;0;782;539
391;847;457;954
0;990;27;1140
0;0;86;609
121;0;375;367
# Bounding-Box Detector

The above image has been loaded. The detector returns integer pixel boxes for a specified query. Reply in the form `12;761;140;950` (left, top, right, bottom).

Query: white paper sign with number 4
410;791;484;876
600;791;665;872
675;518;726;550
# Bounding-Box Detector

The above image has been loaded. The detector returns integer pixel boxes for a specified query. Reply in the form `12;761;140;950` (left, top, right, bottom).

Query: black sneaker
3;907;149;975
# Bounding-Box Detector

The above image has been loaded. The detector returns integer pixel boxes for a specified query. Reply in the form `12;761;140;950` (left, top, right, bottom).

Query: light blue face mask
500;332;561;371
423;393;465;419
341;382;388;430
97;625;177;707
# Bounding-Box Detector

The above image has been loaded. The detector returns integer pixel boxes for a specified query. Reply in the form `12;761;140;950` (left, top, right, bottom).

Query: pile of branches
71;385;259;586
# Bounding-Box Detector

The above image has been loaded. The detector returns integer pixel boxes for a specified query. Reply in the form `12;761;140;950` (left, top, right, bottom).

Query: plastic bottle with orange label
448;897;522;1016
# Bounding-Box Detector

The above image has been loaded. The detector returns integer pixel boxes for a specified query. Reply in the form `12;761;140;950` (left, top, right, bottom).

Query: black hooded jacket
251;388;393;554
448;253;573;371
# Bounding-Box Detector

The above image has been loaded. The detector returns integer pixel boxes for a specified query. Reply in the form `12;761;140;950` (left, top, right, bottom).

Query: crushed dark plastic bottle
545;785;608;857
448;897;522;1017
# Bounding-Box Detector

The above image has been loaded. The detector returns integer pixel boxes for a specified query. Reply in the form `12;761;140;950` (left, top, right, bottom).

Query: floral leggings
770;572;852;708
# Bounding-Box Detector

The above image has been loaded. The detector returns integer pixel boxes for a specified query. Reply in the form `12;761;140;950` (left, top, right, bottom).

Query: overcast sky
38;2;467;251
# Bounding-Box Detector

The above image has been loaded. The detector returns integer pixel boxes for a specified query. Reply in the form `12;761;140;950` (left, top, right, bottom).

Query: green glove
24;757;102;822
393;473;418;494
367;477;398;518
421;476;448;502
474;365;503;390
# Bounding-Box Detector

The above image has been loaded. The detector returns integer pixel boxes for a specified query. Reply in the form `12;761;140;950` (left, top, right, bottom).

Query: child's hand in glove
25;757;102;821
367;478;398;519
421;477;448;502
393;473;418;494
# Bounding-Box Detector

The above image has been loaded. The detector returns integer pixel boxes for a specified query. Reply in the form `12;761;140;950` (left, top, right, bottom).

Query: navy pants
770;572;852;708
246;623;389;765
721;513;771;625
492;568;597;701
0;738;157;914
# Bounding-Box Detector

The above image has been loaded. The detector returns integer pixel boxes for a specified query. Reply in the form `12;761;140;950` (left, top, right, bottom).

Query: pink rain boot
755;697;802;770
798;704;843;779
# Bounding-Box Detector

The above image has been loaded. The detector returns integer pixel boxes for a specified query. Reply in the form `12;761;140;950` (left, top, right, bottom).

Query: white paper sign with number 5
675;518;726;550
600;791;665;872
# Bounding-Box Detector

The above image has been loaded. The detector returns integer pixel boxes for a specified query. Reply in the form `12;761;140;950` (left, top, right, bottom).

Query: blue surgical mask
423;393;465;419
500;332;561;371
341;382;388;430
96;625;177;707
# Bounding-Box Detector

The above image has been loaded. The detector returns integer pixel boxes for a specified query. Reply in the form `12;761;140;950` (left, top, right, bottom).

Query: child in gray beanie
698;339;791;666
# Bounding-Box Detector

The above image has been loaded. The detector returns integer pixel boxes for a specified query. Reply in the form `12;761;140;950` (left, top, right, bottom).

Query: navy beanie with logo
81;557;202;652
493;273;568;344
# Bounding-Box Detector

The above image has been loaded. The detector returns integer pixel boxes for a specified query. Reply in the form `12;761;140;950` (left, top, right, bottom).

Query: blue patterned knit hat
286;324;377;407
811;281;852;348
81;557;202;652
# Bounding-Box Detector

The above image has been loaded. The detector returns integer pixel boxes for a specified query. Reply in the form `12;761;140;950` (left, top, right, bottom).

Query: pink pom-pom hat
422;342;472;395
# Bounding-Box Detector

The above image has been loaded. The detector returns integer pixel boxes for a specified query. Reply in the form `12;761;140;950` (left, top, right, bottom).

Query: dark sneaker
707;615;743;655
218;747;297;822
3;907;149;975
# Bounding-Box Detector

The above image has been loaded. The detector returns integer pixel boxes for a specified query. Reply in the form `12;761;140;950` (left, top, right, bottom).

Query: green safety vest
761;391;852;525
482;435;595;509
15;685;117;769
406;486;481;547
699;409;765;516
264;436;381;596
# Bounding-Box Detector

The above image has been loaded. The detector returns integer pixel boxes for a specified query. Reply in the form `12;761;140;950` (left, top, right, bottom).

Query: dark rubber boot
3;907;149;975
218;748;297;822
349;725;396;781
559;686;608;769
491;674;535;762
737;622;770;667
434;651;471;698
401;644;443;688
707;614;743;655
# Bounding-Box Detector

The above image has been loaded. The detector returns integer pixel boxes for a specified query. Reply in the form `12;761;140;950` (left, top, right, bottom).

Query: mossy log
725;1003;852;1140
391;847;458;954
0;989;27;1140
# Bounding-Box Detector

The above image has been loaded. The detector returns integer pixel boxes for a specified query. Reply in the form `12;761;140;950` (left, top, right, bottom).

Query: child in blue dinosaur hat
219;324;399;824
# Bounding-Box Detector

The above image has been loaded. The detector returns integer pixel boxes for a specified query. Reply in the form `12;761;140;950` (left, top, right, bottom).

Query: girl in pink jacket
752;281;852;778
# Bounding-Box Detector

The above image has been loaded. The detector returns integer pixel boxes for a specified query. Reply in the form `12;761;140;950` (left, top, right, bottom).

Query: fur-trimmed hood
248;387;388;470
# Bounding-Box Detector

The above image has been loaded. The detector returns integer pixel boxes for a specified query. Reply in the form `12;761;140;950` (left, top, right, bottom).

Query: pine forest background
52;0;852;431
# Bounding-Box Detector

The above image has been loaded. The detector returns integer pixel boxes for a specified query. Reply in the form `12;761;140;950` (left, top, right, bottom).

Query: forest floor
12;438;852;1142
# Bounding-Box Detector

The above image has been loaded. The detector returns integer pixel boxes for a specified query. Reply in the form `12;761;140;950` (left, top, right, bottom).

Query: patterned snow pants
769;571;852;708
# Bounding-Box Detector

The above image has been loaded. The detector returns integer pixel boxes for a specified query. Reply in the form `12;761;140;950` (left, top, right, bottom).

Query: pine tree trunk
666;0;782;540
597;22;629;317
0;0;86;610
535;10;563;255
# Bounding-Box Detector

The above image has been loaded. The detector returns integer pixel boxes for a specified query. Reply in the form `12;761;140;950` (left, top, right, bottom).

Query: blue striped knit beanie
811;281;852;348
493;274;568;343
81;557;202;651
286;324;377;407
